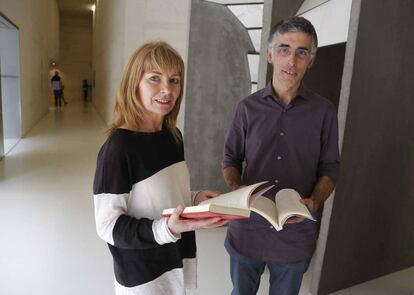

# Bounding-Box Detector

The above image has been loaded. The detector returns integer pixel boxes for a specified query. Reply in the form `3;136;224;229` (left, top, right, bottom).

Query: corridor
0;102;113;294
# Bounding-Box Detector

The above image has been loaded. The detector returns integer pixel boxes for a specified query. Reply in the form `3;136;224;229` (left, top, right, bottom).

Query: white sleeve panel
152;217;181;245
93;193;129;245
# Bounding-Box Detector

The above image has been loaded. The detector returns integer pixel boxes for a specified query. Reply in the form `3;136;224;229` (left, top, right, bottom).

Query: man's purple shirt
222;82;340;263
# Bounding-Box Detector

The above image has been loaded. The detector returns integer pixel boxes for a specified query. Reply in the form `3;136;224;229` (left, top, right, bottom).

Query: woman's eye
149;76;160;82
170;78;180;84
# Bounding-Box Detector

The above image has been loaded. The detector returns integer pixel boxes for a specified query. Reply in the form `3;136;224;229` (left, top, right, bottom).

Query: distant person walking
82;80;90;101
51;71;63;107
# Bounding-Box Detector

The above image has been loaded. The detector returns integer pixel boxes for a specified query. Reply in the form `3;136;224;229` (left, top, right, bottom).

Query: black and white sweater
93;128;196;295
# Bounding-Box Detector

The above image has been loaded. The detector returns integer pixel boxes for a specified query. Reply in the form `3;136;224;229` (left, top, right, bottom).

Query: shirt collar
262;82;310;102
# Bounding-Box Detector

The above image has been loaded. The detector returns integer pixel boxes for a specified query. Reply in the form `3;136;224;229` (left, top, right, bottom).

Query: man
222;17;340;295
82;79;90;101
51;71;63;107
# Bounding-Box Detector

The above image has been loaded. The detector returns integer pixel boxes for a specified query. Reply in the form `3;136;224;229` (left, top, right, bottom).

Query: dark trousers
53;90;62;107
225;238;310;295
83;90;88;101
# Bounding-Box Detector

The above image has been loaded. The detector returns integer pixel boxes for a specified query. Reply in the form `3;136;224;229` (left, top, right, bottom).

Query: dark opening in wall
303;42;346;110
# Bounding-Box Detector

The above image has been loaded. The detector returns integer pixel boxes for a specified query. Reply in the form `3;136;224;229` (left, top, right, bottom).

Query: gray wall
0;63;3;158
318;0;414;293
184;0;254;192
0;23;21;154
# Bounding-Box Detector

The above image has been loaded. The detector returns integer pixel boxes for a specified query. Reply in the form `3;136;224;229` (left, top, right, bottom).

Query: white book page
250;196;280;230
199;181;268;209
275;189;314;226
162;204;211;215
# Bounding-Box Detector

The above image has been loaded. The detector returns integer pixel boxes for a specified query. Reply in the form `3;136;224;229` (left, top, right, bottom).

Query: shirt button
277;156;282;160
280;132;284;136
269;226;273;229
274;179;279;184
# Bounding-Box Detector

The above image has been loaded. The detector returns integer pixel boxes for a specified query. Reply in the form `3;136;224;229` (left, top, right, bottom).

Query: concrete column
316;0;414;293
184;0;254;192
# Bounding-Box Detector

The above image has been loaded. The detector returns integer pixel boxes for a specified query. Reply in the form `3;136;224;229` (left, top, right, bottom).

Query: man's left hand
285;198;318;224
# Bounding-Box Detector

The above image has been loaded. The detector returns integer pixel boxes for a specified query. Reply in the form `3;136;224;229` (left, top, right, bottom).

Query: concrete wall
58;13;92;102
0;0;59;135
92;0;126;124
316;0;414;293
0;64;3;157
0;23;21;153
92;0;191;130
184;0;254;193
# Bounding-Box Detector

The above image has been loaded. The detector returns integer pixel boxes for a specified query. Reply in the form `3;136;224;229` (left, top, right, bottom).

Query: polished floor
0;102;113;295
0;101;413;295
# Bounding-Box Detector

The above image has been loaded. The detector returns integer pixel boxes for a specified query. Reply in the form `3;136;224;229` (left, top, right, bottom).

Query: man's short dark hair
268;16;318;53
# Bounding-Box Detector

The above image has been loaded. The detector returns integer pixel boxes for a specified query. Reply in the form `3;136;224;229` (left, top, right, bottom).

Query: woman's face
138;70;181;120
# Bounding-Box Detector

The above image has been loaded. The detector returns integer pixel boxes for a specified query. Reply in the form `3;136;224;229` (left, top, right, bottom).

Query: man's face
267;31;315;90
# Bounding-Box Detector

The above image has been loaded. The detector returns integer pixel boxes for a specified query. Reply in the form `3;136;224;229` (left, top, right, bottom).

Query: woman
93;41;226;294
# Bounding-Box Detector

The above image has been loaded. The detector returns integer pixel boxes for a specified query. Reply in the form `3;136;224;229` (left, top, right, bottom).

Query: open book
162;181;316;231
250;188;316;231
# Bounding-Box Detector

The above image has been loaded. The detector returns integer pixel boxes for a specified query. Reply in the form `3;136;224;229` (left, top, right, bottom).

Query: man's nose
287;52;297;66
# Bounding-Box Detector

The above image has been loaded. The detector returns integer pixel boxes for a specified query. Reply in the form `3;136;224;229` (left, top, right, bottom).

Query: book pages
199;181;268;209
250;195;280;230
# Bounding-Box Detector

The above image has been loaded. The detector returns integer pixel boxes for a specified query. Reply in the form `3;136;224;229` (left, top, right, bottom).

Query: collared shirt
222;82;340;263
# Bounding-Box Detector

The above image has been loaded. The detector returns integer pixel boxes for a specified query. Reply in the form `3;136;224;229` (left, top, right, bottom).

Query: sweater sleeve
93;136;179;250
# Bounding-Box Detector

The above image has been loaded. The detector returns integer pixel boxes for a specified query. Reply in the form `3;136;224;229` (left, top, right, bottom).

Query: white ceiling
56;0;95;16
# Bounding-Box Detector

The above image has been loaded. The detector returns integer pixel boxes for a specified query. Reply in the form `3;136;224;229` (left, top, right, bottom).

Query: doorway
0;15;21;158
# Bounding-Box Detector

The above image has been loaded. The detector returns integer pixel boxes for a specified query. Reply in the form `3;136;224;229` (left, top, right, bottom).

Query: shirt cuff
152;218;181;245
318;162;340;181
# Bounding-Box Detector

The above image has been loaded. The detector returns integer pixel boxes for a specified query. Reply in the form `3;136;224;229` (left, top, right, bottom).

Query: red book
162;203;250;220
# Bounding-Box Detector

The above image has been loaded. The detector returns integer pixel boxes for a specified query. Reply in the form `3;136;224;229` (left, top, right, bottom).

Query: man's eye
277;47;291;56
297;49;309;58
170;78;180;84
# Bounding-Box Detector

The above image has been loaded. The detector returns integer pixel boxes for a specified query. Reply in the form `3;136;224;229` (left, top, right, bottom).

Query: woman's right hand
167;205;228;236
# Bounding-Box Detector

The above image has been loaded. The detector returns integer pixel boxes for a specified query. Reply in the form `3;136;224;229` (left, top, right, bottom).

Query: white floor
0;102;114;295
0;101;413;295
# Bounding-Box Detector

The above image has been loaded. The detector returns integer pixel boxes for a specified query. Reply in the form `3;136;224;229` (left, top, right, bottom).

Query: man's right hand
230;184;245;191
223;166;244;191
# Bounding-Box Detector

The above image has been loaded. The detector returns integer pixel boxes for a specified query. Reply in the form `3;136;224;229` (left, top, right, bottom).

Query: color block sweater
93;128;196;295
